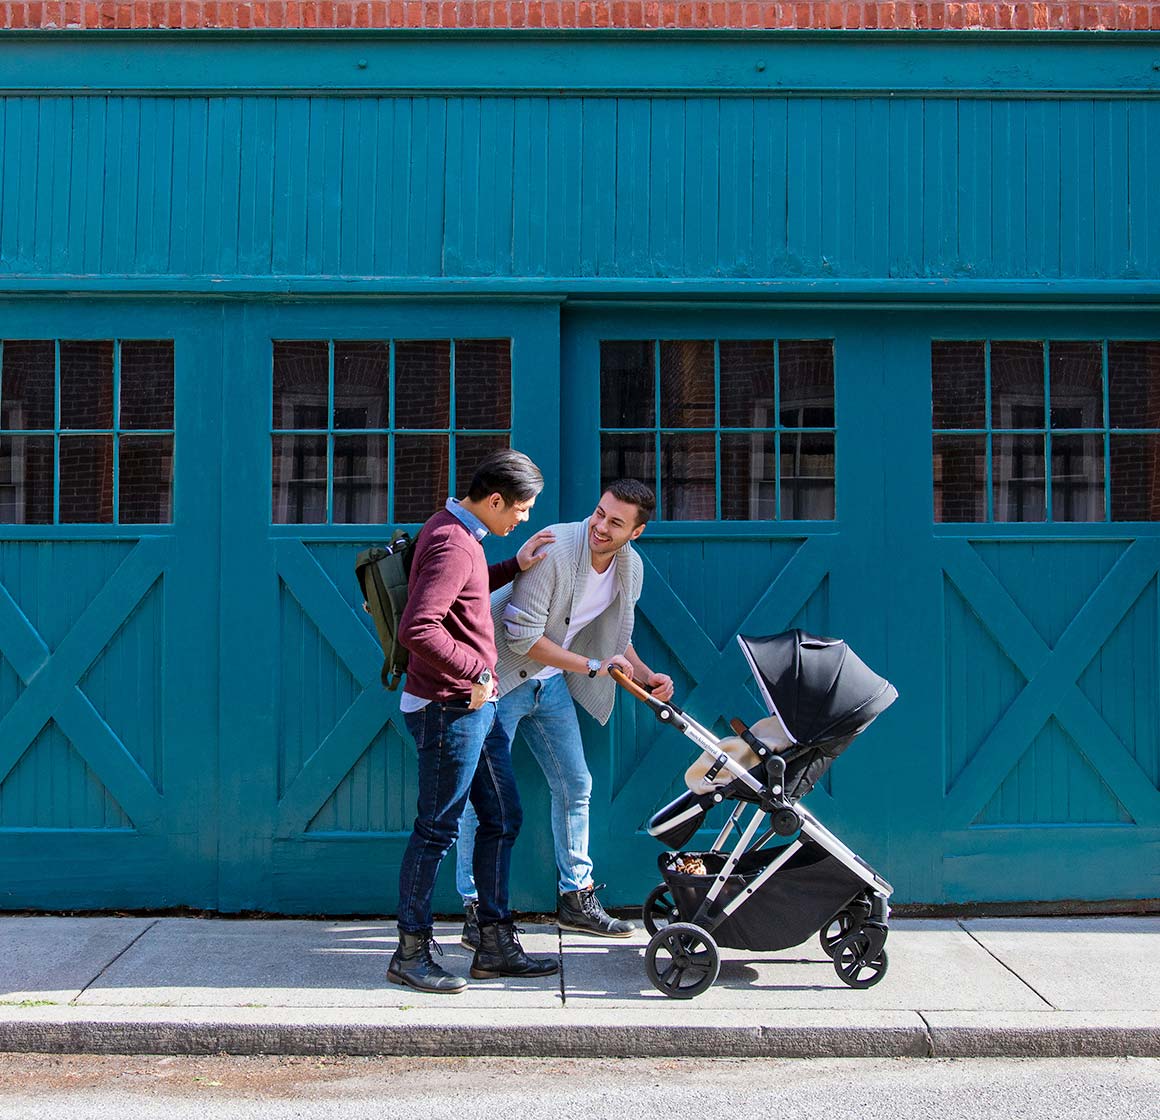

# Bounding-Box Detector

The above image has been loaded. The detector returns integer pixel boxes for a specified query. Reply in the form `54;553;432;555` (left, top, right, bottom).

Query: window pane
601;432;655;495
272;433;327;524
600;341;655;428
332;434;388;525
991;341;1045;429
60;341;114;430
721;432;775;520
455;434;510;496
1049;341;1103;429
0;435;53;523
1051;434;1105;522
455;340;512;430
120;340;175;430
660;340;714;428
1111;434;1160;521
119;435;174;524
719;340;775;428
395;341;450;429
993;433;1045;522
932;341;985;429
59;434;114;523
780;432;835;520
333;341;389;431
933;434;986;523
779;340;834;428
1108;341;1160;429
394;434;449;522
1;341;55;430
661;432;715;519
273;341;328;430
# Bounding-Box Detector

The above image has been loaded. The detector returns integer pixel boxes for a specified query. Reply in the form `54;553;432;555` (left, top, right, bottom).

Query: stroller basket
660;843;867;952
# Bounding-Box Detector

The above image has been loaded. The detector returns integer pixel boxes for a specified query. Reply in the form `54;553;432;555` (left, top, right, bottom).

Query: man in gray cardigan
455;479;674;940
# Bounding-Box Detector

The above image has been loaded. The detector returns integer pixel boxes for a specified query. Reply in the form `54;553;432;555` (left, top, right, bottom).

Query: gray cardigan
491;520;643;725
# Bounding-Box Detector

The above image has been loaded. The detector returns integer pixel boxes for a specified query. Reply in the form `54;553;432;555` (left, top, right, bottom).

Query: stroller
611;629;898;999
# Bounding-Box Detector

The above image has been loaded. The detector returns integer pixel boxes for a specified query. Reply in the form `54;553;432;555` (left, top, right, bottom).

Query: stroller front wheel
645;922;720;999
832;931;889;989
642;883;680;935
818;909;857;958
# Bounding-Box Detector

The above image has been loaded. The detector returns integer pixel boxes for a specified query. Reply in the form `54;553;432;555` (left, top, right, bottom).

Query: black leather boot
557;885;636;937
387;929;467;994
460;899;480;951
470;922;559;979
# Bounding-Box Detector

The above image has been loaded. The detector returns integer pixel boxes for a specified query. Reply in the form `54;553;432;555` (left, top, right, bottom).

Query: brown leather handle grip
609;665;652;703
729;718;748;736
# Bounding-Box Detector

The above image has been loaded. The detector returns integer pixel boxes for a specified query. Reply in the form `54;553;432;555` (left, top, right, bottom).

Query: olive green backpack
355;530;416;690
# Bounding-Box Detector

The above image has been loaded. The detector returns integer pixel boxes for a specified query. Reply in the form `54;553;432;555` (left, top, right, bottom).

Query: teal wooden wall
0;33;1156;912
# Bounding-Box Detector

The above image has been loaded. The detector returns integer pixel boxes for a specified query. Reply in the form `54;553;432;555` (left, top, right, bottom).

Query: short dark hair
467;448;544;505
603;478;656;526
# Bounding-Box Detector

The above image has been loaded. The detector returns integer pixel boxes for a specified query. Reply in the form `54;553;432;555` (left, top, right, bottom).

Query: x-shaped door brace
939;537;1160;830
0;538;168;830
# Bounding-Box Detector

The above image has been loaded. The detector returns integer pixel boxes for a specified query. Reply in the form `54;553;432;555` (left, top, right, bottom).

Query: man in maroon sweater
388;449;559;994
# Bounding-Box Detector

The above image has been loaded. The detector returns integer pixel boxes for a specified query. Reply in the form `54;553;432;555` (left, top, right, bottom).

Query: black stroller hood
737;630;898;753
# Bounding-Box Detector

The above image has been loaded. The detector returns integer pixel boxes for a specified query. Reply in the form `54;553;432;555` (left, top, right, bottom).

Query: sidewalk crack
556;924;566;1006
914;1010;936;1057
70;919;160;1007
956;920;1058;1010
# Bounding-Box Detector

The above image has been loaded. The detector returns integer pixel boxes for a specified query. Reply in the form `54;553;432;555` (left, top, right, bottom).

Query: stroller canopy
737;630;898;752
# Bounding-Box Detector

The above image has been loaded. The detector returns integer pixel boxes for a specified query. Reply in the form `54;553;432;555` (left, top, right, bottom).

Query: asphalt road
0;1055;1157;1119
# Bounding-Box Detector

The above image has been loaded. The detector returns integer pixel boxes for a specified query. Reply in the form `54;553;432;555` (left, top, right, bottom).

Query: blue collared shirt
445;497;489;542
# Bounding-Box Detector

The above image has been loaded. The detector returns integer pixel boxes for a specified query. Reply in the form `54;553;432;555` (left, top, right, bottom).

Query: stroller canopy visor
737;630;898;751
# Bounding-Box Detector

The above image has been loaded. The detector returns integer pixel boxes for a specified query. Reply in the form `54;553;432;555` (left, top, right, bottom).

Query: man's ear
629;523;645;541
488;492;505;511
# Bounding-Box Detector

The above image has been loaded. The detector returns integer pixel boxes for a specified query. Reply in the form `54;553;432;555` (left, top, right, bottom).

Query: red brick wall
5;1;1159;30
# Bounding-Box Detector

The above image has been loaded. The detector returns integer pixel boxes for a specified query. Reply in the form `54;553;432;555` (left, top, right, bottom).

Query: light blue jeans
456;673;593;899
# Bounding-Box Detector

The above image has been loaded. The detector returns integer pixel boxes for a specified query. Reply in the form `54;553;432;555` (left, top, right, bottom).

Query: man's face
479;493;536;537
588;492;645;557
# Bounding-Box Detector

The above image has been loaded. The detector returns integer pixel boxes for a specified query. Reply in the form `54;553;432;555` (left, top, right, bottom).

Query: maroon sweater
398;509;520;702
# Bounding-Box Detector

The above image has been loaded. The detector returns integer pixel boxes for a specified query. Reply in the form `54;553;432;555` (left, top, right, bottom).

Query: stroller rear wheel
832;930;889;989
818;909;857;958
642;883;680;935
645;922;720;999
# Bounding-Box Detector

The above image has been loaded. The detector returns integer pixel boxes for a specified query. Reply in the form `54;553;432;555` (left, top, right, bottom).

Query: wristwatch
476;668;493;688
586;658;602;679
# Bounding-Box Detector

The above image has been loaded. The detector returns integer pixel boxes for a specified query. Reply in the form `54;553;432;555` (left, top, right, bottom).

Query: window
0;339;174;525
932;339;1160;523
271;338;512;524
599;338;835;521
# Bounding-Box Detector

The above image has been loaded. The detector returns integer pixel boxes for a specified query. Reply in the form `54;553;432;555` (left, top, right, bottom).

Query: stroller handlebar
609;666;689;731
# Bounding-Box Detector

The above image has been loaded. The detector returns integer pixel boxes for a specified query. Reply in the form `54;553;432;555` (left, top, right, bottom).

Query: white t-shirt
533;559;620;682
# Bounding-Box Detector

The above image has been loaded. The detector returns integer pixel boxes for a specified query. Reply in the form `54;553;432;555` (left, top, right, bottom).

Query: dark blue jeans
397;700;522;934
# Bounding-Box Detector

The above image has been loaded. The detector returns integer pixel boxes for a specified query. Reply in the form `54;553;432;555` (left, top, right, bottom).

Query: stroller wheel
642;883;680;936
832;931;889;989
818;909;857;958
645;922;720;1000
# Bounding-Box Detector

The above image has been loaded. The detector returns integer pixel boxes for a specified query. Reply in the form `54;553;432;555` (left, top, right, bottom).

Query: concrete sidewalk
0;915;1157;1058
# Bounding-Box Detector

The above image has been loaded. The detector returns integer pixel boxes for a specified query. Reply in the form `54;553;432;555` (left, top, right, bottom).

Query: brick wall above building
4;1;1160;30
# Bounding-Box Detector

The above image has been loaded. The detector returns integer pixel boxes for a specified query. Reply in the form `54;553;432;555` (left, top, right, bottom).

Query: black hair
604;478;656;526
467;448;544;505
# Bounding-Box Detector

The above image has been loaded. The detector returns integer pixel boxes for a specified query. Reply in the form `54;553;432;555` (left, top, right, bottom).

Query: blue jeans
456;674;593;898
398;700;522;934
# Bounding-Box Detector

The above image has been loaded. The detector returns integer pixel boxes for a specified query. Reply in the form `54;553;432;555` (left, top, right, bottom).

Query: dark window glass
600;432;655;496
1051;434;1105;522
455;340;512;430
119;436;174;524
779;340;835;428
660;341;714;428
600;341;655;428
394;435;449;522
333;342;389;431
719;340;775;428
721;432;775;520
1049;341;1103;430
59;434;114;523
60;341;114;430
991;341;1045;430
933;434;986;523
272;434;327;524
120;340;175;430
661;432;715;520
333;434;388;525
2;341;55;430
1111;434;1160;521
932;341;985;430
0;435;53;523
1108;341;1160;430
395;341;450;430
456;434;510;496
993;433;1046;522
781;432;835;520
273;341;328;430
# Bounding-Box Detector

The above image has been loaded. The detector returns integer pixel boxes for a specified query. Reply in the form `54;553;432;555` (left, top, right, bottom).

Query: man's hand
516;528;556;571
646;671;675;702
468;679;491;710
599;654;634;679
